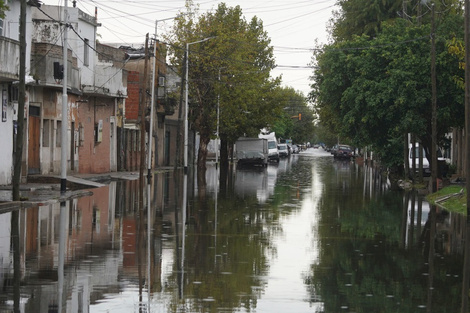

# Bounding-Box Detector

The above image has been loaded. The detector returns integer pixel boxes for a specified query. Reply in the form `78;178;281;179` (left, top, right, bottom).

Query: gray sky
41;0;338;97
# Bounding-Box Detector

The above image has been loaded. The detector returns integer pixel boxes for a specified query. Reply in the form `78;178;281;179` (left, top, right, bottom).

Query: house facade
0;0;39;184
29;4;127;176
0;2;180;185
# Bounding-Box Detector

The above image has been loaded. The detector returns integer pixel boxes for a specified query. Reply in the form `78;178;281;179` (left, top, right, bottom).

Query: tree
311;12;464;170
166;1;280;171
271;87;316;144
0;1;8;19
331;0;403;42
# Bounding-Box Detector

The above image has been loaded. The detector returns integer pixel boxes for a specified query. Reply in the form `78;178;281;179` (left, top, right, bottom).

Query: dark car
333;145;353;159
291;144;300;154
330;144;338;155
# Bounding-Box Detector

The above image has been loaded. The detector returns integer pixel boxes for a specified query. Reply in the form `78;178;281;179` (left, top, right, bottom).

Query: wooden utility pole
461;0;470;311
60;0;69;193
12;0;27;201
431;4;438;193
403;134;409;179
139;34;149;207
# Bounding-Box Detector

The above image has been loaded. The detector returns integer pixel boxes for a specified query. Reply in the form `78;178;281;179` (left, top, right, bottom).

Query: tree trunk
411;133;416;181
220;139;229;169
197;135;209;172
404;133;409;179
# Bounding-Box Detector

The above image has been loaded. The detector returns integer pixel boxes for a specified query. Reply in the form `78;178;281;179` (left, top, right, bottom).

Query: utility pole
60;0;69;193
461;0;470;311
139;34;149;193
431;4;438;193
148;23;157;183
12;0;27;201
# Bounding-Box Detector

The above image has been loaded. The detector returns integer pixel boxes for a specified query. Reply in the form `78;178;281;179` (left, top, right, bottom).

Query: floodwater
0;148;467;312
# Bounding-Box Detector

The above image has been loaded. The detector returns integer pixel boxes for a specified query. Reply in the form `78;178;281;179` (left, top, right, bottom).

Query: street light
184;36;215;174
216;67;224;169
215;66;229;168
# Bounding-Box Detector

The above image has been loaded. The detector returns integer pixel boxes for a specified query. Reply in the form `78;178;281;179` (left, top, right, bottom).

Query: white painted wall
0;84;14;185
3;0;34;76
32;5;98;86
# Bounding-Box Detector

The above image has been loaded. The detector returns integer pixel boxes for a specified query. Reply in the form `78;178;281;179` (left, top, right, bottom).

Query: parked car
278;144;289;158
291;144;300;154
333;144;353;159
330;144;338;155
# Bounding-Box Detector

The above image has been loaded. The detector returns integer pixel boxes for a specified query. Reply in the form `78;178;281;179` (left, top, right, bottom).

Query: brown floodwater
0;148;466;312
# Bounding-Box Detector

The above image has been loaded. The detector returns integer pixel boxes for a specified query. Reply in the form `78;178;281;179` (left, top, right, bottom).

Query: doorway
28;105;40;174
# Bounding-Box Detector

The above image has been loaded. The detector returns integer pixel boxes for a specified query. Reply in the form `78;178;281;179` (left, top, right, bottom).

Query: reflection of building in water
0;212;12;293
0;178;168;312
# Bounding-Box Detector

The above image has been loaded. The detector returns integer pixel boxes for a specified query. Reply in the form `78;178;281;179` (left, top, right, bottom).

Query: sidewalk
0;170;144;212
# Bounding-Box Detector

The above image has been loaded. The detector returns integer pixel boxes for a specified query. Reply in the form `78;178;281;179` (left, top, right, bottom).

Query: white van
408;144;430;176
259;132;280;163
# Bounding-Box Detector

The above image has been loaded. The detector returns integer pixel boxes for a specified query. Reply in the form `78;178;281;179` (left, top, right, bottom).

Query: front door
165;130;170;166
28;106;40;174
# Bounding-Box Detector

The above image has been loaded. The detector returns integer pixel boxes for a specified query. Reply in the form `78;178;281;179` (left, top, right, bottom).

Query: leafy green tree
311;12;464;169
331;0;404;42
166;1;280;171
313;122;338;148
0;1;7;19
270;87;315;144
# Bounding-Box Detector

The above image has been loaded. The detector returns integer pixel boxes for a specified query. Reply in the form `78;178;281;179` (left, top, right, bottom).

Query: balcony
30;42;80;91
0;37;20;82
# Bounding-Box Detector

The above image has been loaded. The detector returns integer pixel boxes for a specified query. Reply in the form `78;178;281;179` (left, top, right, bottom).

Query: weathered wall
125;71;140;121
77;97;115;173
0;84;13;185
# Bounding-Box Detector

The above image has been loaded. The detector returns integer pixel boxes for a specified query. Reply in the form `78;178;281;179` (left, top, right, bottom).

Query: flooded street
0;148;467;312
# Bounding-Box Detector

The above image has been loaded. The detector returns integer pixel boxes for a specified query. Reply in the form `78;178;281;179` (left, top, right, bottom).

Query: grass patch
426;185;467;215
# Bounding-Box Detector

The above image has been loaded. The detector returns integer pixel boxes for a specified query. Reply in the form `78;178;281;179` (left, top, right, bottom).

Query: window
0;19;3;36
43;119;50;147
84;38;89;66
10;86;18;102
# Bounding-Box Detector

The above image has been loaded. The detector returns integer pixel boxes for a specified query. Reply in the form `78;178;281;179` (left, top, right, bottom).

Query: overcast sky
40;0;338;97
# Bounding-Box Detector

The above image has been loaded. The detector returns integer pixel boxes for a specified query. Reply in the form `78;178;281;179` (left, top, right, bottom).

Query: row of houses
0;1;183;185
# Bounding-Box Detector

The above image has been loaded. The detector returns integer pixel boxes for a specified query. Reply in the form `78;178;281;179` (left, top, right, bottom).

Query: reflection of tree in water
164;157;318;312
304;165;463;313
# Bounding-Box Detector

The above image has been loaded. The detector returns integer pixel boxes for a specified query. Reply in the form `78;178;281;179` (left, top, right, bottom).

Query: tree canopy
311;0;464;169
271;87;315;144
165;1;283;170
0;0;8;19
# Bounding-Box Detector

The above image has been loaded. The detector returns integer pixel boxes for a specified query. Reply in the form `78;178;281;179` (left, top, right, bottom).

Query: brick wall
96;43;126;67
126;70;140;121
78;98;114;173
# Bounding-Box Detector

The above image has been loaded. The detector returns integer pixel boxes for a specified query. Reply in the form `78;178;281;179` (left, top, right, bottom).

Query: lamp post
215;66;227;169
184;37;215;174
